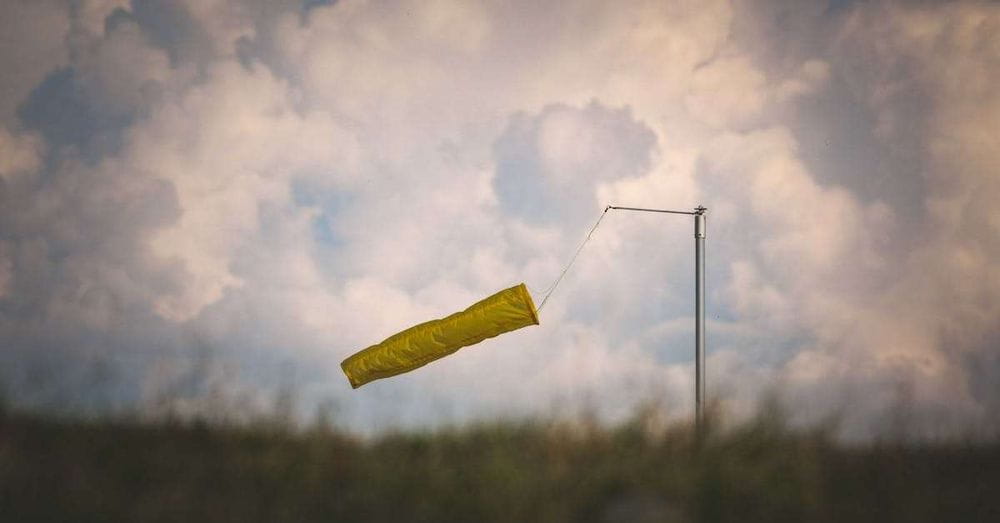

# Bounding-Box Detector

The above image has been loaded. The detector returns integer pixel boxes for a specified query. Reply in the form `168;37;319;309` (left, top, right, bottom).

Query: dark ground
1;407;998;522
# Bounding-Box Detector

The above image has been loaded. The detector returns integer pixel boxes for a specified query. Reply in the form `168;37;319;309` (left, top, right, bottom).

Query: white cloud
0;127;43;181
775;59;831;102
686;55;768;129
126;62;358;320
1;0;998;438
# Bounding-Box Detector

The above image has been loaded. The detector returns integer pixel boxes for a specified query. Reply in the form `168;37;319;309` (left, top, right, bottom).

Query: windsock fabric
341;283;539;388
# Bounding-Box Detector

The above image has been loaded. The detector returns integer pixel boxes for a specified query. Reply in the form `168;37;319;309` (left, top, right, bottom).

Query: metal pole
606;204;709;435
694;206;707;436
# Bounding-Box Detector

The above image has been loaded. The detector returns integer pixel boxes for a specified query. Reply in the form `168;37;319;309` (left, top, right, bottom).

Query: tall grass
1;406;997;522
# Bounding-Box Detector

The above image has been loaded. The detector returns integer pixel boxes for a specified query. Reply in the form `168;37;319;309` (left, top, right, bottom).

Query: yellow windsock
341;283;539;388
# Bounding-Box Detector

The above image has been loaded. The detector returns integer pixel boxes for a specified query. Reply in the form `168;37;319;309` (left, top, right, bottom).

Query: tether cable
537;206;611;312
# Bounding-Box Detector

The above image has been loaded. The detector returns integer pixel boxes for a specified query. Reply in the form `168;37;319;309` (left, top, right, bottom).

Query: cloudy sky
1;0;998;438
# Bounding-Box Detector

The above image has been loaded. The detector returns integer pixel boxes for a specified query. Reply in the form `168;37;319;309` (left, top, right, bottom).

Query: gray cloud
0;0;70;125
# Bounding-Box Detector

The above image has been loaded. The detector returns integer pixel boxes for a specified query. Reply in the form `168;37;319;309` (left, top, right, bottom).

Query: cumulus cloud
494;102;656;225
0;0;997;438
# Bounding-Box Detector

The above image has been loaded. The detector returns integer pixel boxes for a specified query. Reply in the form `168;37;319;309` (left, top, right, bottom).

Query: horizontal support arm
607;205;705;216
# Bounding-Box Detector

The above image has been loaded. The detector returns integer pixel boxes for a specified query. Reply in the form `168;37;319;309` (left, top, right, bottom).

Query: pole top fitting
694;205;707;215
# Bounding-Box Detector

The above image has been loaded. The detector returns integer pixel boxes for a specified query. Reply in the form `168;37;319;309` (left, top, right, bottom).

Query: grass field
1;407;998;522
